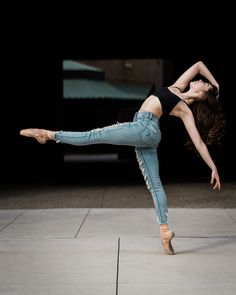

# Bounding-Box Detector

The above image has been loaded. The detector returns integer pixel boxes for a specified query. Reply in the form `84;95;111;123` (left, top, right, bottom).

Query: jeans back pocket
141;125;161;147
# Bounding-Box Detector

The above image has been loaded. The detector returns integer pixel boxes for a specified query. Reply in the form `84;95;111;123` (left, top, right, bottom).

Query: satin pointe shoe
20;128;50;144
160;230;175;255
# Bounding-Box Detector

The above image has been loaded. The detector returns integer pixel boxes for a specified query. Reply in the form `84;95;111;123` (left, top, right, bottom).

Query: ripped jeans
55;111;168;224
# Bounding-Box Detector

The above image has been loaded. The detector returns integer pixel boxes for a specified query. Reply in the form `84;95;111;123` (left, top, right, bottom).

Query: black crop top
153;87;183;115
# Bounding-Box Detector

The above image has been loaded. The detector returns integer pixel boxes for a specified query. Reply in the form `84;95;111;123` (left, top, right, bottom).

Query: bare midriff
138;95;163;117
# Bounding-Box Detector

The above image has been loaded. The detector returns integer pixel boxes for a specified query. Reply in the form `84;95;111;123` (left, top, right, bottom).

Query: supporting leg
135;147;175;254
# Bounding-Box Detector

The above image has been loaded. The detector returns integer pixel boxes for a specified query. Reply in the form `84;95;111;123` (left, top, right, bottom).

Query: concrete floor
0;181;236;294
0;208;236;294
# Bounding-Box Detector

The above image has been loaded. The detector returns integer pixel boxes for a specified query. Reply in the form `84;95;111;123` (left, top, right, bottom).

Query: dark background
2;6;236;185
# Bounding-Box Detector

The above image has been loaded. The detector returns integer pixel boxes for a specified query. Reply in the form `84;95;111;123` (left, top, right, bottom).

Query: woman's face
190;80;213;101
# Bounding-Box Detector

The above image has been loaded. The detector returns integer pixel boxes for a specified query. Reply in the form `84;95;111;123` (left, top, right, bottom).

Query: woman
20;61;225;255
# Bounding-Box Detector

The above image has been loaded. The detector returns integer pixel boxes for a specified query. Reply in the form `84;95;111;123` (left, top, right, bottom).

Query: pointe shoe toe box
20;129;48;144
160;231;175;255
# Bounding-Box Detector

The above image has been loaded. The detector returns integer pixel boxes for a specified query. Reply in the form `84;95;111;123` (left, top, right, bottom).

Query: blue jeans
55;111;168;224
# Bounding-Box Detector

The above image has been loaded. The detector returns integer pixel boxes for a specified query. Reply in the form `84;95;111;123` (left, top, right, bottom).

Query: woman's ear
198;91;206;100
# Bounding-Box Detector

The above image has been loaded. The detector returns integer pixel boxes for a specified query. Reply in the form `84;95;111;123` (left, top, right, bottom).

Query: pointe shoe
160;230;175;255
20;128;50;144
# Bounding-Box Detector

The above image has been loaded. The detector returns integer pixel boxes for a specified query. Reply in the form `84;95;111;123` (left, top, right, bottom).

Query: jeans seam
135;148;165;224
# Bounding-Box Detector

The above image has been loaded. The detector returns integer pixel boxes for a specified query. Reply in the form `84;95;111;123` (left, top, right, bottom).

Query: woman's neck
182;92;195;105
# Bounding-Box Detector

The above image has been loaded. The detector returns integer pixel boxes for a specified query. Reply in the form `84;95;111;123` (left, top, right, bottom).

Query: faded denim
55;111;168;224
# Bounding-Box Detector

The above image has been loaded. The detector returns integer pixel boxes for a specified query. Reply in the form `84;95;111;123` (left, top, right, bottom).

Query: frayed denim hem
135;147;168;225
54;131;63;143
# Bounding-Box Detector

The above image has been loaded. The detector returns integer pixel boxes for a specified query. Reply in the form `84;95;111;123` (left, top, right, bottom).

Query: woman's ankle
46;130;56;140
160;224;169;231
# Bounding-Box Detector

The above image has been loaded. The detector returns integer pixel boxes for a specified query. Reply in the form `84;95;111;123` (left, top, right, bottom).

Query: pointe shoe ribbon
20;128;49;144
160;230;175;255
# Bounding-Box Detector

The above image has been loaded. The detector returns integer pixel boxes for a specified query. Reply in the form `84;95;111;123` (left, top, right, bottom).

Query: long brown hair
185;85;226;151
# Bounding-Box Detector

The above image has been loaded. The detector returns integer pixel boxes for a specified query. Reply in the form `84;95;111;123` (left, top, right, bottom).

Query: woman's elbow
196;60;204;66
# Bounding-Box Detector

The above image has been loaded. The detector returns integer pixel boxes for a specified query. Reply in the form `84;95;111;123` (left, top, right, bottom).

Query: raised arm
180;108;221;190
171;61;219;95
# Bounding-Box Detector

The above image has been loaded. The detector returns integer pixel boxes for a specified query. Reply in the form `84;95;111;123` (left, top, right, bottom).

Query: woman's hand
211;169;221;190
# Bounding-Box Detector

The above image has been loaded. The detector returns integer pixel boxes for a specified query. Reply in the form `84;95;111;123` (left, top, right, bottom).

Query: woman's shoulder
168;85;182;93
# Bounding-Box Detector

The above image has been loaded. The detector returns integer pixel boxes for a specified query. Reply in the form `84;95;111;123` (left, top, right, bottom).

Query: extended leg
20;121;156;148
54;121;150;147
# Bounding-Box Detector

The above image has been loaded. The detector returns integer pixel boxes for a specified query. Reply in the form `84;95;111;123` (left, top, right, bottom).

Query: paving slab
77;208;236;238
119;237;236;282
168;208;236;238
0;283;115;295
0;238;117;284
78;208;159;237
118;283;236;295
225;208;236;221
0;210;25;230
0;209;89;239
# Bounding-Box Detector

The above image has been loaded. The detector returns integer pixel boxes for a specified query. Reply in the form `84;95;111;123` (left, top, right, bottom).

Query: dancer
20;61;225;255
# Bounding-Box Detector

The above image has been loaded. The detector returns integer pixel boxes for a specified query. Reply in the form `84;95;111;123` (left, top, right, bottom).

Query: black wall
3;10;236;184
